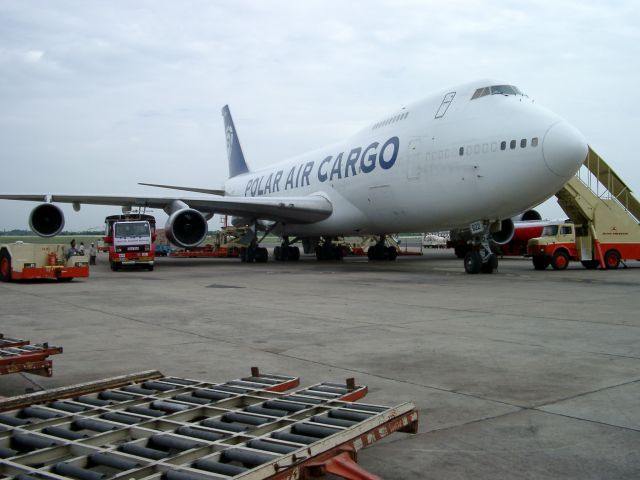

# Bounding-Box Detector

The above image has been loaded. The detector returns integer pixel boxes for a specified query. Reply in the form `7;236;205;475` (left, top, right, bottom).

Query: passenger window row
372;111;409;130
459;137;538;156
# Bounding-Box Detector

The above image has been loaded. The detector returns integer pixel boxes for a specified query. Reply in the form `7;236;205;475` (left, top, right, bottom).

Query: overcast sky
1;0;638;231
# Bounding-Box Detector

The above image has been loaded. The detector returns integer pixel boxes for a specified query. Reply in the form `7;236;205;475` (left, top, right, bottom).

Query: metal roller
247;439;299;454
142;381;178;392
151;400;192;413
329;409;372;422
75;396;110;407
310;415;357;428
0;446;18;458
150;434;204;452
193;389;231;401
200;419;247;432
73;418;118;433
263;400;308;412
126;406;165;417
173;394;211;405
222;412;270;426
281;395;323;404
21;406;64;420
244;405;288;417
160;377;198;386
175;426;225;442
0;413;30;426
43;426;89;440
292;423;340;438
98;390;136;402
344;403;387;413
210;385;248;394
295;390;337;399
271;431;318;445
193;458;247;476
119;443;166;460
13;432;61;451
53;462;105;480
88;452;141;471
222;448;276;466
122;385;156;395
101;412;144;425
49;401;89;413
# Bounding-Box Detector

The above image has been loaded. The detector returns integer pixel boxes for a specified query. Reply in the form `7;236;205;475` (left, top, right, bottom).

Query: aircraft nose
542;120;588;178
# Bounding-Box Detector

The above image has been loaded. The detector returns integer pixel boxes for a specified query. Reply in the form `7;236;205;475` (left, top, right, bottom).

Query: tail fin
222;105;249;178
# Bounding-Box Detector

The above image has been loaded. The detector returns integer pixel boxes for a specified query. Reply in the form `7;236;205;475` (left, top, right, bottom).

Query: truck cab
104;214;156;271
527;223;577;270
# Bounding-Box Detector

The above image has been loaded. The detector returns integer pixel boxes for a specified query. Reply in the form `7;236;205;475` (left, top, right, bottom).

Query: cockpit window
471;84;524;100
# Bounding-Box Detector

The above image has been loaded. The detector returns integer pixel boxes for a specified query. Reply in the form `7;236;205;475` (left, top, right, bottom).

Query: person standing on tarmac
89;243;97;265
79;242;85;255
67;239;77;259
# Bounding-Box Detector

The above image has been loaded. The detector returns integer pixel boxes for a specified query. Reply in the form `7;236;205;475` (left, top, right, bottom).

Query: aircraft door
407;137;422;180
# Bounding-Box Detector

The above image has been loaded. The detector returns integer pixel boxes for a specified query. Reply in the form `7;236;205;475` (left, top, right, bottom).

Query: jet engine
490;218;515;245
164;208;208;248
512;209;542;222
29;203;65;237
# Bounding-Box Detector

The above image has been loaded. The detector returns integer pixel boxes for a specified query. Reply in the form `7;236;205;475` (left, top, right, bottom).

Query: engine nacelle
511;209;542;222
164;208;208;248
29;203;65;237
490;218;515;245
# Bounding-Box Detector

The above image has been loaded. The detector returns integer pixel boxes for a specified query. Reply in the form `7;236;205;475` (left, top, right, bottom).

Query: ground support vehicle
0;367;418;480
0;333;63;377
528;147;640;270
104;214;156;271
169;226;248;258
0;242;89;282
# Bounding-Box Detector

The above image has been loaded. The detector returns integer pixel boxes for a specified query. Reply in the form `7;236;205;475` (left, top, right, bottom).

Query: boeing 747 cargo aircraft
0;80;587;273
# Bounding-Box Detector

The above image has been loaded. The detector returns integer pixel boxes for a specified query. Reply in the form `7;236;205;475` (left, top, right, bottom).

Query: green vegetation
0;235;103;245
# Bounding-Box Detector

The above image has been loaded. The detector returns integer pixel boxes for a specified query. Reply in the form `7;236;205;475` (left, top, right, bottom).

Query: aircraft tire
481;253;498;273
288;246;300;261
551;251;569;270
273;246;282;261
255;247;269;263
387;246;398;261
464;251;482;274
604;249;620;269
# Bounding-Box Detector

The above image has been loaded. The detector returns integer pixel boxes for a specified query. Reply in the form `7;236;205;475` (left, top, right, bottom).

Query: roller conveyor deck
0;368;418;480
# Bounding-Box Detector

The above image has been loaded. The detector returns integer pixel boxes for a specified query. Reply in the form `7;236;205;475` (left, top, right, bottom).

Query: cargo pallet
0;368;418;480
0;334;63;378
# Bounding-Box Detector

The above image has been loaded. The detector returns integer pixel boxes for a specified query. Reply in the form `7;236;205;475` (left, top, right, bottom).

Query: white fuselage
224;80;587;237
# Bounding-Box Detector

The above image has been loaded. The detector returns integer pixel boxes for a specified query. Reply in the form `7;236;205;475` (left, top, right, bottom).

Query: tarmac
1;250;639;479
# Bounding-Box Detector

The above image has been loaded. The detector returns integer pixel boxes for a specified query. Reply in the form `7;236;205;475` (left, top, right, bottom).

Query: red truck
104;214;156;271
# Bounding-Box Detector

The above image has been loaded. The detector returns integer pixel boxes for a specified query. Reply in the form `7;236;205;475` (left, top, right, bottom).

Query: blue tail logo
222;105;249;178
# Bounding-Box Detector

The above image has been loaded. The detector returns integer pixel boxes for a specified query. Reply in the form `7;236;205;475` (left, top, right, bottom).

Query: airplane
0;79;588;273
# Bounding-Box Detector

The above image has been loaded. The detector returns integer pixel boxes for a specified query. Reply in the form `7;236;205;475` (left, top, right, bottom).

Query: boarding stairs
555;146;640;266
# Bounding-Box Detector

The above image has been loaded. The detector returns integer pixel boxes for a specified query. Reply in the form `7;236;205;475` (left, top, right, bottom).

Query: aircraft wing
0;193;333;224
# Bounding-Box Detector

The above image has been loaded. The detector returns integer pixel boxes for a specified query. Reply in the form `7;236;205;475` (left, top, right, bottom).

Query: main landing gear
315;238;345;261
367;236;398;261
464;225;498;274
274;236;301;262
240;222;270;263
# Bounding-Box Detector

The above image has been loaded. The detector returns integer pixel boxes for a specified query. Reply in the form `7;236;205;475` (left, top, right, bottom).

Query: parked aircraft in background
0;79;587;273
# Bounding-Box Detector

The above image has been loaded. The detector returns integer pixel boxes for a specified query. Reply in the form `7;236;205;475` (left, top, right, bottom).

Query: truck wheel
0;251;11;282
581;260;599;270
604;250;620;269
551;251;569;270
110;261;119;271
57;277;73;282
146;264;154;271
464;251;481;274
532;256;550;270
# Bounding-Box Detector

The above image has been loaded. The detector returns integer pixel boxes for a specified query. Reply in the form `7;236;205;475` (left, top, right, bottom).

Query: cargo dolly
0;368;418;480
0;334;63;378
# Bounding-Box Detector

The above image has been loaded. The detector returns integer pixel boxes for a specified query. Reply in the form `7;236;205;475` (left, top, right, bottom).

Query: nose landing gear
464;223;498;274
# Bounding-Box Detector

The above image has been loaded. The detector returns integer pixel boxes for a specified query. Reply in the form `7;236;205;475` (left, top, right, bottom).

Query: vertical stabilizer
222;105;249;178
